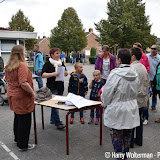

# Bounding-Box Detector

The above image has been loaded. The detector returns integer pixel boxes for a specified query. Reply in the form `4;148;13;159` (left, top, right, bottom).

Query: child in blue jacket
68;62;88;124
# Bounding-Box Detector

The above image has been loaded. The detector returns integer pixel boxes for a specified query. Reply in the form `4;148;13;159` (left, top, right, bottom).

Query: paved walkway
0;63;160;160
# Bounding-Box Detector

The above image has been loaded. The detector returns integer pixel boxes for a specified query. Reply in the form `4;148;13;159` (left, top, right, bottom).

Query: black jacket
42;61;66;91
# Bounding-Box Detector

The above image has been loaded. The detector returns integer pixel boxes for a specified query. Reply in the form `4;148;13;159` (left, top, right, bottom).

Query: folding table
35;95;103;155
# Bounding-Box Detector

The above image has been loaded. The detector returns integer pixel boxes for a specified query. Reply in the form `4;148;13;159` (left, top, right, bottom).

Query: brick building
83;28;101;57
37;36;50;56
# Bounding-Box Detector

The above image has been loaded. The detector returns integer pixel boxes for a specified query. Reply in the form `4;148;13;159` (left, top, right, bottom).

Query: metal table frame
40;104;103;155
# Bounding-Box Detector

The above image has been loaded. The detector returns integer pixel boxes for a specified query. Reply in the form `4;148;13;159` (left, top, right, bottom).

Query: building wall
39;38;50;55
83;33;101;57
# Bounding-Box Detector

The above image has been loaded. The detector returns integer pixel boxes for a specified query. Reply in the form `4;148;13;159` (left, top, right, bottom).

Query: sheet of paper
52;96;67;101
66;93;93;109
55;66;65;81
32;74;39;78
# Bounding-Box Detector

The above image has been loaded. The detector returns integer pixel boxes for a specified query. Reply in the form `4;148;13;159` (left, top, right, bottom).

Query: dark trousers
14;113;32;149
142;108;149;120
131;108;143;145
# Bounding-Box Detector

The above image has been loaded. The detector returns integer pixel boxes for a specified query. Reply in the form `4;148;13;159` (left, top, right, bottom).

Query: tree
8;9;36;50
95;0;157;50
50;7;87;55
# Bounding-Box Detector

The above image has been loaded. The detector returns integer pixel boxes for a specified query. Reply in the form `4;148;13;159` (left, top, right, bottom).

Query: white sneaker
18;144;36;151
143;120;148;125
28;144;36;150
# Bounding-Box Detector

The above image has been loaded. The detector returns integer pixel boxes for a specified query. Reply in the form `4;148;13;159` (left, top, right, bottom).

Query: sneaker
152;108;157;112
80;118;85;124
18;144;36;151
143;119;148;125
70;118;74;124
50;121;54;124
57;124;66;130
95;118;99;125
155;118;160;123
88;118;93;124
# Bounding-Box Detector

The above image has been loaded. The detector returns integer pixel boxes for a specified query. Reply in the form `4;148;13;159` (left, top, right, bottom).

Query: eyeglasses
151;48;157;50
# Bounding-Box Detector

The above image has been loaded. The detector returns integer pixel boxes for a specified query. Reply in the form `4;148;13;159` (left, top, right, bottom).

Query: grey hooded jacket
101;64;140;129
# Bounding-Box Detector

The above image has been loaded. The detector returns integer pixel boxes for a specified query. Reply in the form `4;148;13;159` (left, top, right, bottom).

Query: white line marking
0;141;20;160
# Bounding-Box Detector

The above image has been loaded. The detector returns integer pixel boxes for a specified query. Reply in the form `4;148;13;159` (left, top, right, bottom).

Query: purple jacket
95;53;117;73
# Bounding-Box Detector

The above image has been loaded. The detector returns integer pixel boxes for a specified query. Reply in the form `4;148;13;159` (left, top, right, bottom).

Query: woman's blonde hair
5;45;25;72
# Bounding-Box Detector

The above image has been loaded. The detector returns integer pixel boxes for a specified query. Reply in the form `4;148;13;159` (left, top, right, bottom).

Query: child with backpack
88;70;104;125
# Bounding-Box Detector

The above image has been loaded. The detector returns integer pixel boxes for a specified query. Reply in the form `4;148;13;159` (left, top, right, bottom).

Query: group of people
70;51;85;64
4;43;160;158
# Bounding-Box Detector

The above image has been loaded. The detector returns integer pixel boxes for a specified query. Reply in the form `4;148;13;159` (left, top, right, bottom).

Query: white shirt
101;58;110;80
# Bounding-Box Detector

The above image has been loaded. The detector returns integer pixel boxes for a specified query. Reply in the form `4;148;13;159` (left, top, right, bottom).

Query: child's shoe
70;118;74;124
95;118;99;125
88;118;93;124
80;118;85;124
143;119;148;125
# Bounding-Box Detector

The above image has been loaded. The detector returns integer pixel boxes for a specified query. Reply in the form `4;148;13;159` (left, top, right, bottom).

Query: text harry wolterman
105;151;160;159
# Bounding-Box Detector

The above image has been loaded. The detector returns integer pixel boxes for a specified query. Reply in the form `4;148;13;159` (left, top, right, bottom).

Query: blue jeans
50;90;63;126
72;58;76;64
36;76;43;89
90;108;100;119
82;58;85;64
71;111;83;118
151;81;157;108
142;108;149;120
131;108;143;145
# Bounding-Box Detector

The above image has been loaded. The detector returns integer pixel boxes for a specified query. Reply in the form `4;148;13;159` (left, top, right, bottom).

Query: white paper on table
52;96;67;101
66;93;92;108
55;66;65;82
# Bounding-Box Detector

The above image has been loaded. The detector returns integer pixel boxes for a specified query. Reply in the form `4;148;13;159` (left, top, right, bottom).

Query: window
1;40;16;51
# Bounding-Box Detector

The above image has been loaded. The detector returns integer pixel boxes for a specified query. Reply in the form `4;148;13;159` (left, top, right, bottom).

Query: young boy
68;62;88;124
88;70;104;125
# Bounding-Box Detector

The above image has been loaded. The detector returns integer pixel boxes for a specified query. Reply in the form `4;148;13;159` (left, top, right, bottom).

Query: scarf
49;58;62;72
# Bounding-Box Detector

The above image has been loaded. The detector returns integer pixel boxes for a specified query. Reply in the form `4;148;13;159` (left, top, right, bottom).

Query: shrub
89;57;95;64
90;47;96;57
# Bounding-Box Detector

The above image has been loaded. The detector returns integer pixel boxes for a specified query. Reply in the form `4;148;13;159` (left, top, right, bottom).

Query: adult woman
101;49;140;160
5;45;35;151
95;45;116;84
42;48;68;129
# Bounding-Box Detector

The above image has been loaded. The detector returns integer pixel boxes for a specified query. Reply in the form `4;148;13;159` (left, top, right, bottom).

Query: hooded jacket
101;64;140;129
34;52;44;74
68;71;88;97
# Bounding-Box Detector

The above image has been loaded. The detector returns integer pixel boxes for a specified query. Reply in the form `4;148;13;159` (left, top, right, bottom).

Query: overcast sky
0;0;160;38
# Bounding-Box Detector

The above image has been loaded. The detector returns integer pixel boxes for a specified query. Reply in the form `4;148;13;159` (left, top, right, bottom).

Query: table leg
41;105;44;129
100;107;102;145
66;112;69;155
33;111;37;144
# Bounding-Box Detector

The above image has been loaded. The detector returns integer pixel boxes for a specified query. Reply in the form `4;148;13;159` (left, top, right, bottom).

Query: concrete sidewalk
0;63;160;160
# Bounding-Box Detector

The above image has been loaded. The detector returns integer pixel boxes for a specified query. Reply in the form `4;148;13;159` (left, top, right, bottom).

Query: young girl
88;70;104;125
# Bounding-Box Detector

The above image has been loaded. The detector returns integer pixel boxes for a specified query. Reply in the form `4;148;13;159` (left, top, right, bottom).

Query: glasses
151;48;157;50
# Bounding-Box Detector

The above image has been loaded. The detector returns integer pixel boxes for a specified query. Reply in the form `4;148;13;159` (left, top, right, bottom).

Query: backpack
156;64;160;90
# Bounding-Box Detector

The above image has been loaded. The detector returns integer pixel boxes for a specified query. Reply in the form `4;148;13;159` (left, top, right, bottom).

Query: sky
0;0;160;38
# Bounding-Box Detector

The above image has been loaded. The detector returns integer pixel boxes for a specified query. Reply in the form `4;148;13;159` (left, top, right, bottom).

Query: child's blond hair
93;70;101;76
74;62;82;69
